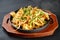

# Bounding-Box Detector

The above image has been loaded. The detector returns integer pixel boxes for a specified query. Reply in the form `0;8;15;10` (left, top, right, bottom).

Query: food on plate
10;6;50;30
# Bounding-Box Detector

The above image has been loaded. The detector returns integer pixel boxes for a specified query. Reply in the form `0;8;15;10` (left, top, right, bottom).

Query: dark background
0;0;60;40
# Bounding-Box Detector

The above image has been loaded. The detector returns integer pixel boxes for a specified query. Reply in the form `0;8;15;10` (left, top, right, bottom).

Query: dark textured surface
0;0;60;40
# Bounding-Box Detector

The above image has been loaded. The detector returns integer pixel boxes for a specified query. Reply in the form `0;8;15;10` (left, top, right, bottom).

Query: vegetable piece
10;11;16;17
22;24;30;30
44;13;49;20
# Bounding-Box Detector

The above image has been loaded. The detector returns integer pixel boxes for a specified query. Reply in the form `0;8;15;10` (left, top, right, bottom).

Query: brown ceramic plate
2;10;58;38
